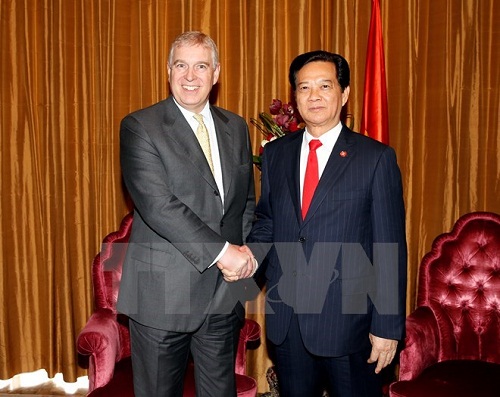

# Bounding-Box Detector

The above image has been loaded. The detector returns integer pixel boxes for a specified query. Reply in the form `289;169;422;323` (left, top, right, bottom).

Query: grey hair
168;31;219;68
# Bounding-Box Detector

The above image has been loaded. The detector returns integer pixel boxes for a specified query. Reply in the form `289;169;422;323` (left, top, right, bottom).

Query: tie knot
194;114;204;123
309;139;322;151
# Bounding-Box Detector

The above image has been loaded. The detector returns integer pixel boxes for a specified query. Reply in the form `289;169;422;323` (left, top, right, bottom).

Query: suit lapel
211;107;233;204
162;98;219;192
302;126;357;224
284;132;304;225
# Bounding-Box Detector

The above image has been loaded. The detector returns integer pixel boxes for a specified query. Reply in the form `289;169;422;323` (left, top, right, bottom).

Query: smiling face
167;44;220;113
294;61;350;137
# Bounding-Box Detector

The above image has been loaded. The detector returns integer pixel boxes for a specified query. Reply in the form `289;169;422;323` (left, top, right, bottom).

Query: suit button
220;221;224;227
298;237;306;243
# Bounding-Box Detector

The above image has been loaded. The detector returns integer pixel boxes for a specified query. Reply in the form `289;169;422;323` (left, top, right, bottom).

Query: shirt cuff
209;241;229;267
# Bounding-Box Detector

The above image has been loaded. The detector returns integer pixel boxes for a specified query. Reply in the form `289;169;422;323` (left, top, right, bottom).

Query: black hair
288;51;350;92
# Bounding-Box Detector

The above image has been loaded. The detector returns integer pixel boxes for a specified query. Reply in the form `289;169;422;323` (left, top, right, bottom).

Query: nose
308;87;321;101
184;66;196;81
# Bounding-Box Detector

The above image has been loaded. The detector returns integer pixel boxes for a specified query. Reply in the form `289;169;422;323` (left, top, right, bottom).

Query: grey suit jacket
117;96;255;332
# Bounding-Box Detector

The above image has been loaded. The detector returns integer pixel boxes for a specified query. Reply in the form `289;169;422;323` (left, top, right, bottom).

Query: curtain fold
1;0;499;393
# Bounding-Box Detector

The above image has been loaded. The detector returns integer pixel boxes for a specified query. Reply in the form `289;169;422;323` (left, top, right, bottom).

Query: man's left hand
367;333;398;374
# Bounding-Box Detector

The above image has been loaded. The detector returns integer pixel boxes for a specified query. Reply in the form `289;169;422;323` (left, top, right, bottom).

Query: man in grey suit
248;51;407;396
117;31;256;397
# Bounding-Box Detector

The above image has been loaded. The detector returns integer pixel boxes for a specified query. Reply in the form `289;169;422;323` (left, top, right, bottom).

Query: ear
212;63;221;86
342;86;350;107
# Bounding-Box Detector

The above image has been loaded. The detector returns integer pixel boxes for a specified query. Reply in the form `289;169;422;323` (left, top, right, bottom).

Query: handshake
216;244;257;283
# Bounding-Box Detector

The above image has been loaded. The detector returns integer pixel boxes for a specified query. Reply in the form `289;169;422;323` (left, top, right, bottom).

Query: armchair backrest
416;211;500;362
92;213;133;312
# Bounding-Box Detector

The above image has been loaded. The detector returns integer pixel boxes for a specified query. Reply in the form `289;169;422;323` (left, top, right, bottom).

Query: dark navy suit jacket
248;125;407;357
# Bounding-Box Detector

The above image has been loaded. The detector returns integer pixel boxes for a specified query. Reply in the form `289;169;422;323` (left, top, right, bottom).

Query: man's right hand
216;244;255;282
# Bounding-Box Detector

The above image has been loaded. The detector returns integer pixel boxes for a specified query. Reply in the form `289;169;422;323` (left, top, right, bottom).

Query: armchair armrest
76;309;122;391
399;306;440;380
235;319;261;375
240;318;261;343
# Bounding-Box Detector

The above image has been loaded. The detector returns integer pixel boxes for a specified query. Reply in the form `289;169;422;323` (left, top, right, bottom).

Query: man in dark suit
117;31;256;397
248;51;407;396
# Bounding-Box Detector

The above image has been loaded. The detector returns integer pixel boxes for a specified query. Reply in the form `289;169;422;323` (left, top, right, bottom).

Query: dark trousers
271;314;382;397
129;312;241;397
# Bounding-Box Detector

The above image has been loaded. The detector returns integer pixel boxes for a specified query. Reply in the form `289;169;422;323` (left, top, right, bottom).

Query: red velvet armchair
389;212;500;397
77;213;261;396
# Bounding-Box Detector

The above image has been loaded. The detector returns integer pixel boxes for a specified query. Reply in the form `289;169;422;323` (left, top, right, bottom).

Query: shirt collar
173;98;211;121
303;121;343;147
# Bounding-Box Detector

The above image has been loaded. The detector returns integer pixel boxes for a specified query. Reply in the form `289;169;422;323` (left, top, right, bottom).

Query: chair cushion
183;362;257;397
88;357;257;397
235;374;257;396
390;360;500;397
88;357;134;397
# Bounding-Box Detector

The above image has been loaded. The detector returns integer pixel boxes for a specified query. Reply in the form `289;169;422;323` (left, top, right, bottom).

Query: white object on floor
11;369;49;389
0;369;88;395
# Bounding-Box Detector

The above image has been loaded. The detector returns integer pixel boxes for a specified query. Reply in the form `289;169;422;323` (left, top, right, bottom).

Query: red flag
360;0;389;145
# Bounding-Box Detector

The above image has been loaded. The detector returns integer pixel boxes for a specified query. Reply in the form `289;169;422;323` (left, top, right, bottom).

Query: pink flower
274;113;290;129
250;98;305;169
269;99;283;115
288;120;300;132
282;102;295;117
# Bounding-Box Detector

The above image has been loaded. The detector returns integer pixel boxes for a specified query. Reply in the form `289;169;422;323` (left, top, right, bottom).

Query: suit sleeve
247;146;275;265
241;125;257;241
120;114;226;271
369;146;407;340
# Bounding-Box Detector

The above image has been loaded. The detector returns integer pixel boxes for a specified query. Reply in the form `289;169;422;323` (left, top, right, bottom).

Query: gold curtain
1;0;499;393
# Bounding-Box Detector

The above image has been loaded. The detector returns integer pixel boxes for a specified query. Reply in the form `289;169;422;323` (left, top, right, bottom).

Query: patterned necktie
302;139;323;219
193;114;214;174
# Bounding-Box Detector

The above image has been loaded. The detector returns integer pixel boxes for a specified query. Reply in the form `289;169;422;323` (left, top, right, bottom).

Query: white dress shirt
173;99;229;267
174;99;225;206
299;122;342;206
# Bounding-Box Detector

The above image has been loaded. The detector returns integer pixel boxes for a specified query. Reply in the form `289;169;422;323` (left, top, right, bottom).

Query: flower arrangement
250;99;304;168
